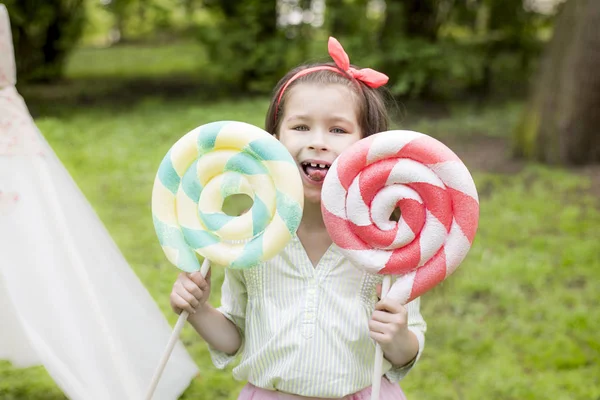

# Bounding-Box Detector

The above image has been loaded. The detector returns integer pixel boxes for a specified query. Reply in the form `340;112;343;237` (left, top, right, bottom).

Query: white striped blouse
209;234;427;398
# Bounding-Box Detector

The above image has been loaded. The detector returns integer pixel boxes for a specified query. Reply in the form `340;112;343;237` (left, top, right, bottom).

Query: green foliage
101;0;187;43
5;0;561;97
326;0;376;53
11;0;560;97
373;0;553;99
4;0;86;82
196;0;301;93
378;39;487;98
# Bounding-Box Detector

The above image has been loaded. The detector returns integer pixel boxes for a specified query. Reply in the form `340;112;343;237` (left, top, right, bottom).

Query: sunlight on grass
65;41;208;79
2;96;598;400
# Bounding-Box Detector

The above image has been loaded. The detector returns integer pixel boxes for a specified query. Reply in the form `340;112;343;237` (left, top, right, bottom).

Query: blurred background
1;0;599;399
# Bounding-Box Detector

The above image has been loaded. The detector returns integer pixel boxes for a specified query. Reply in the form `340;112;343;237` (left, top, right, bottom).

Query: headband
274;37;389;121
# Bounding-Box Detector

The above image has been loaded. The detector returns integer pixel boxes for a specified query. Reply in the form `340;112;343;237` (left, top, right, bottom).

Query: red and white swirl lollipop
321;130;479;399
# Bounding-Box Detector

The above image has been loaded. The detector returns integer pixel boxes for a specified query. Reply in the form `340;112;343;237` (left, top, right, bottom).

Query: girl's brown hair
265;62;392;137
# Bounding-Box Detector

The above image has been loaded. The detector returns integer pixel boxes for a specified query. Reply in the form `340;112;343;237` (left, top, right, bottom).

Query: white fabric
0;5;198;399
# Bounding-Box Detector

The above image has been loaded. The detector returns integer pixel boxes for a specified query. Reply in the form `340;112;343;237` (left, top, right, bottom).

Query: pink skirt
238;377;407;400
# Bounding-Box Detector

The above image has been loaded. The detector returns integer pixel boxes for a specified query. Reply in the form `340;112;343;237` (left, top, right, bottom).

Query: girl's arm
170;270;245;355
187;304;242;355
369;298;420;367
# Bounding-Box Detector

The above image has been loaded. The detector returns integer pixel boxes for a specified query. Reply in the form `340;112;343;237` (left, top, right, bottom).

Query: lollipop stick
144;258;211;400
371;274;392;400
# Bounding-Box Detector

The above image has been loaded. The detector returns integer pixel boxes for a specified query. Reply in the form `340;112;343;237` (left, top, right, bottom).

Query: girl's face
277;83;362;204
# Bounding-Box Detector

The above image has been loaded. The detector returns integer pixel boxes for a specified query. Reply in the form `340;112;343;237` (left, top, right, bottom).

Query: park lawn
64;40;208;79
1;94;598;400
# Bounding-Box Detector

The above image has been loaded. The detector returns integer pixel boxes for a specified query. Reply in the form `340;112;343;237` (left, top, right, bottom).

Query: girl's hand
170;270;211;315
368;284;419;367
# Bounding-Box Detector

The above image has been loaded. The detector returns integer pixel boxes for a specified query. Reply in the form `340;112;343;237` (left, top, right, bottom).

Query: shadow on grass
18;73;247;119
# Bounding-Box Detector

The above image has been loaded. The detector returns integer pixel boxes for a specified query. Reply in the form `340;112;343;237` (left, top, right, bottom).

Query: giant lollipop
321;130;479;400
147;121;304;399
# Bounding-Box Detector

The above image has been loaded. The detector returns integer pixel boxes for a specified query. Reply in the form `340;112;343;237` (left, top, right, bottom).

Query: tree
327;0;369;39
378;0;445;97
513;0;600;165
105;0;133;43
325;0;375;65
5;0;85;82
403;0;440;41
475;0;548;97
198;0;284;92
103;0;176;43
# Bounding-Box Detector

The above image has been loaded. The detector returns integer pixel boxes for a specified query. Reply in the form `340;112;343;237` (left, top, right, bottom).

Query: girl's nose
308;129;329;152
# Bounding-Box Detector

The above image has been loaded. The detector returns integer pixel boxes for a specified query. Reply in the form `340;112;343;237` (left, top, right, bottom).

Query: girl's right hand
170;270;211;315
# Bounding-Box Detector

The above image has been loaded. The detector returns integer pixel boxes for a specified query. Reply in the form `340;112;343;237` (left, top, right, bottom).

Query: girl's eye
331;127;347;134
293;125;309;131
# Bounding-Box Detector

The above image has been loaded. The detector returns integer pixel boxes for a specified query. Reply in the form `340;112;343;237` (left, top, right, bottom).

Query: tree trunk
513;0;600;165
42;0;84;75
379;0;404;47
404;0;439;41
378;0;441;97
379;0;404;74
9;0;85;82
379;0;440;41
239;0;278;90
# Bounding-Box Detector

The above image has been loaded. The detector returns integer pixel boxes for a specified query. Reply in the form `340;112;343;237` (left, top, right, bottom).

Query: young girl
170;37;427;400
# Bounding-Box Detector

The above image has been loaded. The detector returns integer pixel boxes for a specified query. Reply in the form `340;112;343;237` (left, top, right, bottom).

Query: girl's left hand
368;284;419;367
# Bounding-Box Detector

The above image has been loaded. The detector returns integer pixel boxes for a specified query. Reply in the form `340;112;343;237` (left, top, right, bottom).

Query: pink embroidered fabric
0;87;45;157
0;7;43;157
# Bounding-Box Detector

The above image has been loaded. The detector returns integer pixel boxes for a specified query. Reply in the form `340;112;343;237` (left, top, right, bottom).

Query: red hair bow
274;37;389;120
327;37;389;88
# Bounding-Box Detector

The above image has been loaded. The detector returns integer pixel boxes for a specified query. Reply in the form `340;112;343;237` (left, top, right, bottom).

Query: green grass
3;43;599;399
18;40;224;119
65;41;208;79
409;102;525;139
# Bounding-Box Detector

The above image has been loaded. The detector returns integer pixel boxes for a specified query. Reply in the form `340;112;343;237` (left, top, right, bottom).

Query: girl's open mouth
300;161;330;183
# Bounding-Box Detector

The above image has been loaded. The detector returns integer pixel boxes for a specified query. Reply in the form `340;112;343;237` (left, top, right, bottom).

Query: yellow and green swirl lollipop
151;120;304;271
146;121;303;399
